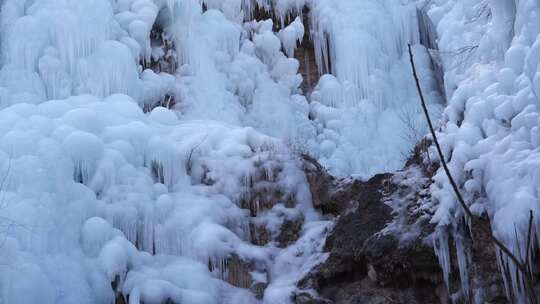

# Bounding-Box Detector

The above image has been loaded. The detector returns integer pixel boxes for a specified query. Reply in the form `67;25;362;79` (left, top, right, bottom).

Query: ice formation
3;0;524;302
421;0;540;302
303;0;444;177
0;92;325;303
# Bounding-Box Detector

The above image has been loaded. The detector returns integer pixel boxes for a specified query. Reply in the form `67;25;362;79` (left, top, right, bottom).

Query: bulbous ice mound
148;106;179;125
0;92;323;303
426;0;540;300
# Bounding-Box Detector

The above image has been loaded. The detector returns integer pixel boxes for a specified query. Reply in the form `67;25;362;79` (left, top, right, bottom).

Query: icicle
496;248;528;303
313;74;343;107
491;209;540;303
308;0;421;103
433;227;452;289
109;206;139;246
146;136;188;189
2;15;49;71
278;16;304;58
38;49;72;99
62;131;104;185
77;41;140;98
273;0;305;28
139;203;155;253
454;226;471;299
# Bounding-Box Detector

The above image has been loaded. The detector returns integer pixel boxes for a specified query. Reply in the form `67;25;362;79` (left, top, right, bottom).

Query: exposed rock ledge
295;143;506;303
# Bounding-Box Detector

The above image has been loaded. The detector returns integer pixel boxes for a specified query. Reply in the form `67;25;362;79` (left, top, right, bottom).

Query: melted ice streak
0;0;439;303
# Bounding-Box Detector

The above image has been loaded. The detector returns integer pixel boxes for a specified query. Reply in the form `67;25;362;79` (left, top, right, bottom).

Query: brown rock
277;216;304;247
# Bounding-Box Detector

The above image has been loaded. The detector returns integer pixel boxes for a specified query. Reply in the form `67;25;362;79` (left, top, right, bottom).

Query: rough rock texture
224;254;257;289
297;148;448;303
302;155;338;214
277;216;304;247
294;7;319;95
250;221;272;246
296;143;515;303
316;173;394;282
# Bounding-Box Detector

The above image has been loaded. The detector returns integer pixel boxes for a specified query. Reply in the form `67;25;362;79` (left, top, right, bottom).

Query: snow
263;220;331;304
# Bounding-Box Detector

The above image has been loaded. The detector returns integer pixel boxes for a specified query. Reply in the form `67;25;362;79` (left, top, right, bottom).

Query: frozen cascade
303;0;445;177
0;0;452;303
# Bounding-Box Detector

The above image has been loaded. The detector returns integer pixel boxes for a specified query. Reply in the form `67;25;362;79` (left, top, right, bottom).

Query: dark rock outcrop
297;151;447;303
296;140;516;303
294;7;319;95
302;155;338;215
316;173;394;282
277;216;304;247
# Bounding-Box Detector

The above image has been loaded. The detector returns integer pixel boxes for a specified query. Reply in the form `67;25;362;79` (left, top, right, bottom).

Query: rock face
294;7;319;95
316;173;394;282
297;144;512;303
297;147;450;303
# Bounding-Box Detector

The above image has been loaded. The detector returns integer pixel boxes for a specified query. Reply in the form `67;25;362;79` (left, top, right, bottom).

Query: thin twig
515;224;523;264
186;134;208;174
526;210;534;264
